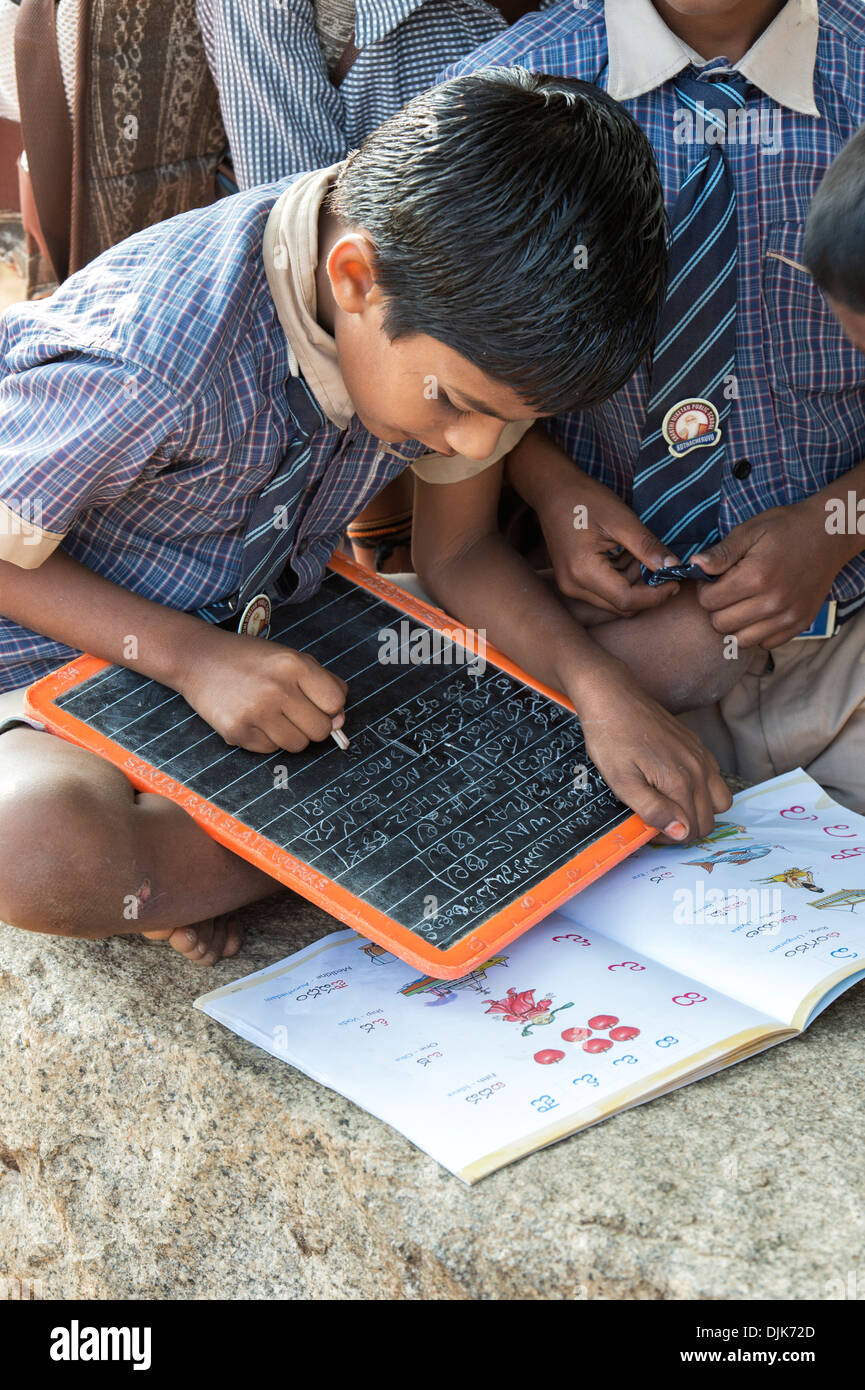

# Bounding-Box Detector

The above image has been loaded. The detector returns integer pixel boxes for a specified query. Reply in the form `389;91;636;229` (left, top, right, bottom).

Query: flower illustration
485;987;573;1036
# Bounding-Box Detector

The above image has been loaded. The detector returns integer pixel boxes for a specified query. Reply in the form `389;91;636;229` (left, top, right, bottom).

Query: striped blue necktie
195;375;328;626
632;70;750;563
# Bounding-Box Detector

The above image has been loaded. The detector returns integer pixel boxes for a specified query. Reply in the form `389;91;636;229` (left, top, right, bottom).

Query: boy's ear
327;233;381;315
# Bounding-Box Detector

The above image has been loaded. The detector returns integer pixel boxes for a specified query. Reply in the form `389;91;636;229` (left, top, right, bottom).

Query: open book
195;770;865;1182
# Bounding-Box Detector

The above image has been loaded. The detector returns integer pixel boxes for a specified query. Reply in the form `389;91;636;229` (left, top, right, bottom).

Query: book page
559;770;865;1028
196;916;771;1183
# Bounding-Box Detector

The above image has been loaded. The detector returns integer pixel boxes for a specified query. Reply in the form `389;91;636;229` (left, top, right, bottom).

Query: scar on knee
122;878;153;923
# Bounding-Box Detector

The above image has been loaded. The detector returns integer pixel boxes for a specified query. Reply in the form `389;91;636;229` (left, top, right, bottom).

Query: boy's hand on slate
575;667;731;842
692;500;845;648
536;467;680;617
179;631;348;753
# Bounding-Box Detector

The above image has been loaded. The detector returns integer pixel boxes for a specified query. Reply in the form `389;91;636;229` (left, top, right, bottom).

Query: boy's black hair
330;67;667;416
804;124;865;312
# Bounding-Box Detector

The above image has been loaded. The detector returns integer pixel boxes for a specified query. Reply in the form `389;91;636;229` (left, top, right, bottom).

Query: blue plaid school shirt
445;0;865;615
195;0;553;188
0;181;425;690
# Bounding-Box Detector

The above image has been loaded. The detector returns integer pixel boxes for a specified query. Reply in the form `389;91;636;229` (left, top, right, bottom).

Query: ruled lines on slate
55;572;630;949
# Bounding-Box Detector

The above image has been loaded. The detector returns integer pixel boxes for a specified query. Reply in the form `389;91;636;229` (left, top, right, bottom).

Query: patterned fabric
5;1;227;299
0;180;424;689
7;1;227;298
195;0;553;188
74;0;226;274
314;0;357;74
444;0;865;613
632;70;748;562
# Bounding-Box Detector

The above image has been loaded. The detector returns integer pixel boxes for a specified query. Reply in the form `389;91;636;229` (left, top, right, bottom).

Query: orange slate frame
24;553;654;979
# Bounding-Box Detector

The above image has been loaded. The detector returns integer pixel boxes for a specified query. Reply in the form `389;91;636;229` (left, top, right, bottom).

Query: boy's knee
0;736;133;936
592;585;750;711
666;587;751;708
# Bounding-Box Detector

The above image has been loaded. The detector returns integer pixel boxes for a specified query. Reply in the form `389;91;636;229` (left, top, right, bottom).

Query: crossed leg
0;727;279;962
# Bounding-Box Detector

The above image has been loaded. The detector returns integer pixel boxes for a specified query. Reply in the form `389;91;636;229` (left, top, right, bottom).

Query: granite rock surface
1;886;863;1301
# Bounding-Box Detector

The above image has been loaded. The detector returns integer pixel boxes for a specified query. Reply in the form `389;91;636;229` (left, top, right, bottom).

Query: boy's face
327;231;534;458
826;295;865;357
338;314;532;457
651;0;788;61
655;1;771;15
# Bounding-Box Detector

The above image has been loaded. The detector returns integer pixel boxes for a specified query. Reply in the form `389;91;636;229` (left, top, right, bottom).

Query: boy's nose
444;415;506;461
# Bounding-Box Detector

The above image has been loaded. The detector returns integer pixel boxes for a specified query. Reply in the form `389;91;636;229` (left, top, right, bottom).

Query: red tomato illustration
583;1038;613;1054
588;1014;619;1030
609;1025;640;1042
561;1027;592;1043
534;1049;566;1065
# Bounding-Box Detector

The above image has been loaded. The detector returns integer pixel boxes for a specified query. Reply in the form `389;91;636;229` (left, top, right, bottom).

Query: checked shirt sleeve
195;0;348;186
0;356;182;570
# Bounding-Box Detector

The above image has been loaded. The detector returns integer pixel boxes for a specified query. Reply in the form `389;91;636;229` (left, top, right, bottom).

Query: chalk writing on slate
54;572;630;950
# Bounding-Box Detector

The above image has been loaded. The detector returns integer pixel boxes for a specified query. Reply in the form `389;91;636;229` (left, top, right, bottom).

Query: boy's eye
440;392;470;417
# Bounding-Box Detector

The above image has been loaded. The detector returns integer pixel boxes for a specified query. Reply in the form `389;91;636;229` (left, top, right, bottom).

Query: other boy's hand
178;630;348;753
570;662;731;842
692;500;844;648
532;463;681;617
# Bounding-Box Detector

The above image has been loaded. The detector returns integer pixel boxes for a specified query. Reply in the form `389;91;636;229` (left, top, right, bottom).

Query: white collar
605;0;820;117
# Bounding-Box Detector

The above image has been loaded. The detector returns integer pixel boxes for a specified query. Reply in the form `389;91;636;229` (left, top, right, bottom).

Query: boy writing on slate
432;0;865;815
195;0;550;575
0;69;731;964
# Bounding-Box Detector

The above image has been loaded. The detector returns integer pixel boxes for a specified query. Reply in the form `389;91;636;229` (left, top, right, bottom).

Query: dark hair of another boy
805;124;865;314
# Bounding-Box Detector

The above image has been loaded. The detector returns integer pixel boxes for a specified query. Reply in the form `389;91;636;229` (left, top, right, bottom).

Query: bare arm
0;551;347;753
504;424;677;611
1;550;218;685
501;426;749;708
413;463;619;692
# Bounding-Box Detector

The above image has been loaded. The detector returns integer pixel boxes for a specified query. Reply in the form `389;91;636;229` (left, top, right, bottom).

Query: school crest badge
237;593;272;638
662;398;722;457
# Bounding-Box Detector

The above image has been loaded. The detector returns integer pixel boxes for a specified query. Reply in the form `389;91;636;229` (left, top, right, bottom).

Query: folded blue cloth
645;562;719;588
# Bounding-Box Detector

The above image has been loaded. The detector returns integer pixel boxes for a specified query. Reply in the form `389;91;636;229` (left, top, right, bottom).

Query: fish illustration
683;843;786;874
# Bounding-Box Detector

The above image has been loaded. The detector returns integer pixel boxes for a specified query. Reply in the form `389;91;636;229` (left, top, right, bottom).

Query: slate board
28;563;649;975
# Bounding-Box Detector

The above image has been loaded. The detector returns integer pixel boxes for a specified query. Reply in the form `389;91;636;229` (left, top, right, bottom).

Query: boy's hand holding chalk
177;627;348;755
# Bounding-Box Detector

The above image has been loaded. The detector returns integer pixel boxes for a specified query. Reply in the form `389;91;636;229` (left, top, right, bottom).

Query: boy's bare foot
141;915;244;966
